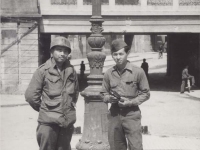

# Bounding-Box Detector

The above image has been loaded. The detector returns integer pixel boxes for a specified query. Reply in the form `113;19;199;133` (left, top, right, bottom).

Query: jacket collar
112;61;132;73
44;57;72;75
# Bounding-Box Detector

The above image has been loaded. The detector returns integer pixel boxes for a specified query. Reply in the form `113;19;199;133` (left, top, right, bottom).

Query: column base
76;140;109;150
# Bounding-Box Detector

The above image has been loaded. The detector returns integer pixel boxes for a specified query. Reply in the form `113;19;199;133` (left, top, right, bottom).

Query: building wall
0;22;39;94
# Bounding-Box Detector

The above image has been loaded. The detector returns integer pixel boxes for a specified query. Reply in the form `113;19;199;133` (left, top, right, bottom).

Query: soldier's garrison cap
111;39;128;53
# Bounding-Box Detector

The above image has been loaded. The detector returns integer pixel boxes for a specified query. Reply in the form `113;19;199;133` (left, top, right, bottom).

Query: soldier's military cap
111;39;128;53
50;36;71;53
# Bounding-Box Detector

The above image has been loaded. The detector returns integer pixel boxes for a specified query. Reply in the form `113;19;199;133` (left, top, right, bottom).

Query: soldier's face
112;48;129;66
51;46;70;64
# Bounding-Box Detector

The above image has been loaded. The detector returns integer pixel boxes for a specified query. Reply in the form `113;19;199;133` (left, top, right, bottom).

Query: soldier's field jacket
25;58;79;128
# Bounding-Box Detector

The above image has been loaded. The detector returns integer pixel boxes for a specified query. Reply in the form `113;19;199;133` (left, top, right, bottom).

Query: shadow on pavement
78;72;199;94
78;72;182;92
148;73;181;92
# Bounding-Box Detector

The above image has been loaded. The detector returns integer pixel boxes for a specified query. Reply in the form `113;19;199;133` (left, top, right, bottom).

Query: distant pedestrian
163;42;167;53
158;44;163;59
141;58;149;78
25;36;79;150
180;65;195;93
80;61;85;78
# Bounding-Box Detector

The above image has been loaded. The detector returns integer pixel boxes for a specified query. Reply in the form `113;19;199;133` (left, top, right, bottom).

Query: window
1;30;17;45
51;0;77;5
83;0;109;5
115;0;140;5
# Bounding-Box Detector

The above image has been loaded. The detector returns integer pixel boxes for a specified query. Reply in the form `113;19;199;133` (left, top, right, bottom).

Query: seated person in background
180;65;195;93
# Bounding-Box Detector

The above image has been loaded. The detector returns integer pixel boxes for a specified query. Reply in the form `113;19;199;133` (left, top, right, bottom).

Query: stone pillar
76;0;109;149
166;34;171;76
39;34;51;65
198;34;200;86
169;34;184;79
173;0;179;10
132;35;153;53
150;34;156;51
124;34;134;50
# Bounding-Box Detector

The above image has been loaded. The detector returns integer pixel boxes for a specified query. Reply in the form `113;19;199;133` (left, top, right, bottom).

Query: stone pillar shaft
76;0;109;149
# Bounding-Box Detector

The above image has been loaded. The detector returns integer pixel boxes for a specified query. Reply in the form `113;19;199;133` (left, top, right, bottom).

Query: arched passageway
39;33;200;92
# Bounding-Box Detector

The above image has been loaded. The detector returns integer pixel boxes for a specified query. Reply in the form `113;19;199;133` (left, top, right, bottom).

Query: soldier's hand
109;95;119;103
103;95;118;103
118;97;132;107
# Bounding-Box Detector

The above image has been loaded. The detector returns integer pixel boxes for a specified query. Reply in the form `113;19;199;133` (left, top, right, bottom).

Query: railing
179;0;200;5
83;0;109;5
51;0;77;5
115;0;140;5
50;0;109;5
49;0;200;6
147;0;173;6
40;0;200;15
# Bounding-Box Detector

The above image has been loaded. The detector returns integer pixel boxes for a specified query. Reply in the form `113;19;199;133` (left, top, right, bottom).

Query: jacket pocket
123;78;138;96
57;105;76;128
45;74;63;96
44;100;61;107
65;73;75;94
110;82;118;91
43;94;62;107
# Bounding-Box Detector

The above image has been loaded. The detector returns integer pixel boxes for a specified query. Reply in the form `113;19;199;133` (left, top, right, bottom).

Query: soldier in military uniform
101;39;150;150
25;36;79;150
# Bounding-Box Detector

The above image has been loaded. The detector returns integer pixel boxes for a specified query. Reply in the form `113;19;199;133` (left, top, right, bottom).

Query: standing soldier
101;39;150;150
25;36;79;150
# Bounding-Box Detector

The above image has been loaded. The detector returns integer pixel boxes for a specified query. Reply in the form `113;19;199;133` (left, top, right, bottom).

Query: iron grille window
147;0;173;6
179;0;200;6
51;0;77;5
83;0;109;5
115;0;140;5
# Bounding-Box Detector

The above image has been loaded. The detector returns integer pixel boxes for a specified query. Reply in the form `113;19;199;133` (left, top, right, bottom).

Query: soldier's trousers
108;105;143;150
37;123;74;150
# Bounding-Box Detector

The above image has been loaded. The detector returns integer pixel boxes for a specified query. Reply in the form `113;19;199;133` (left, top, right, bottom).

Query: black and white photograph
1;0;200;150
